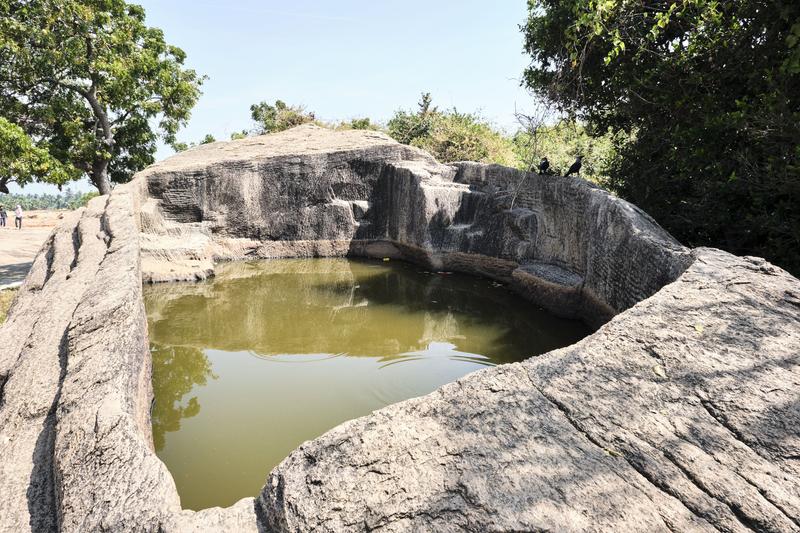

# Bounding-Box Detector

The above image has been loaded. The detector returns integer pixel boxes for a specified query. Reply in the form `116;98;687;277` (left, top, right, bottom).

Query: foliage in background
0;0;204;194
237;95;520;170
233;94;604;174
181;105;380;149
224;113;378;143
172;133;216;152
250;100;316;134
388;93;516;166
523;0;800;274
334;117;380;131
513;120;619;182
0;117;78;192
0;188;99;210
180;93;617;187
386;93;437;145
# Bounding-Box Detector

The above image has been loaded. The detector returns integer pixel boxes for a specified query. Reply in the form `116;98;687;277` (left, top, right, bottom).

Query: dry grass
0;289;17;323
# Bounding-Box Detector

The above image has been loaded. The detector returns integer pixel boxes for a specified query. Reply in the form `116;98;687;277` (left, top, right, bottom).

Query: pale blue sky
14;1;533;194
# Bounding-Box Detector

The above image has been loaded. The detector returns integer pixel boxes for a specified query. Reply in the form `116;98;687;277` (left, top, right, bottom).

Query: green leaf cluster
0;0;204;193
0;117;78;191
512;120;621;182
172;133;216;153
388;94;516;166
334;117;380;131
523;0;800;275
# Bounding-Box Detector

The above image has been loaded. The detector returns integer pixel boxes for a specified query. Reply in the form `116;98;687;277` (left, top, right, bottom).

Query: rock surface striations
1;125;798;532
138;125;691;326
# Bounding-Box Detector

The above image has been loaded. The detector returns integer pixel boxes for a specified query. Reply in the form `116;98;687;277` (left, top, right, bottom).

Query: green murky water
143;258;589;510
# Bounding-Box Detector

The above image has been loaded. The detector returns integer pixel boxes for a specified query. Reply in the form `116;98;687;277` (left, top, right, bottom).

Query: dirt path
0;210;64;287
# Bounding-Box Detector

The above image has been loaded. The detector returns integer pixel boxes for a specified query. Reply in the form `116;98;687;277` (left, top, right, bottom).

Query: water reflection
143;258;588;510
150;345;215;451
145;258;580;362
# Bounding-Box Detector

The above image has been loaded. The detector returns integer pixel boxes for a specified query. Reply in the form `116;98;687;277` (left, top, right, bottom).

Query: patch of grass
0;289;17;323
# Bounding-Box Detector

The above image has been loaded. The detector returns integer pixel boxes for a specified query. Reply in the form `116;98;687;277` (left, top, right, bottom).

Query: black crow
537;157;550;174
565;156;583;177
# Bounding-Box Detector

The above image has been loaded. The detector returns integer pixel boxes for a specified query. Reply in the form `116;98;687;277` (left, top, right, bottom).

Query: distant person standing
0;206;6;227
14;204;22;229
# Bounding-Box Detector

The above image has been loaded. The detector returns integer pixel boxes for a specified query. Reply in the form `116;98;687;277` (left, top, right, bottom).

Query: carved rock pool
143;258;589;510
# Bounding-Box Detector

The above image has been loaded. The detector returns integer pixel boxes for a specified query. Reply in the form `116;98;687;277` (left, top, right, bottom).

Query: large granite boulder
137;125;691;327
0;125;797;532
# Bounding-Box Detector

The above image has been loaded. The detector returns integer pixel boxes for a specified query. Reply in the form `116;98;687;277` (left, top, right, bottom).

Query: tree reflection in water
150;344;216;451
143;258;590;509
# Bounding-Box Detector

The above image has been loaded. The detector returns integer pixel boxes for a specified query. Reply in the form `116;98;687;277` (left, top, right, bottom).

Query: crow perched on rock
565;156;583;177
537;157;550;174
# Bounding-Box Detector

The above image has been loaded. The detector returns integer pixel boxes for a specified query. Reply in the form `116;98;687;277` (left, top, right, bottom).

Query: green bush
388;93;515;166
335;118;380;131
512;121;620;183
250;100;315;134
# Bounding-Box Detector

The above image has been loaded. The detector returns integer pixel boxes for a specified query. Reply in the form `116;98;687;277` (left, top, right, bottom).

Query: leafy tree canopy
0;0;204;194
523;0;800;274
0;117;77;192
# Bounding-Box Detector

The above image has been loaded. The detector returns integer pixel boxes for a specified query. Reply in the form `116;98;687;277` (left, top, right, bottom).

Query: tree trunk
91;160;111;195
83;83;114;196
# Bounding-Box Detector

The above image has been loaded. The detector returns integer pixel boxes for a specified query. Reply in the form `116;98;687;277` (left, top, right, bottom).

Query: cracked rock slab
261;248;800;533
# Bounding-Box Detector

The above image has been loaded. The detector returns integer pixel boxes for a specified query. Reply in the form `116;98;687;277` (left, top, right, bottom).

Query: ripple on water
143;258;589;510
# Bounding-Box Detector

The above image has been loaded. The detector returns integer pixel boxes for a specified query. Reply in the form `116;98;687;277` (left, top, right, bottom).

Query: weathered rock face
1;125;798;532
137;125;691;327
262;249;800;532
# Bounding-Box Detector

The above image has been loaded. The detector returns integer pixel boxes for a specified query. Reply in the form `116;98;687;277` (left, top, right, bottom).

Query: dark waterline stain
143;258;589;510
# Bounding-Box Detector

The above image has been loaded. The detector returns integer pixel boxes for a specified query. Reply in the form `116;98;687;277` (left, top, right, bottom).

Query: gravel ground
0;210;63;287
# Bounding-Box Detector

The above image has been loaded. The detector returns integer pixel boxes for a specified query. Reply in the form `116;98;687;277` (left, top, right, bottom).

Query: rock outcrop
1;125;798;532
137;125;691;327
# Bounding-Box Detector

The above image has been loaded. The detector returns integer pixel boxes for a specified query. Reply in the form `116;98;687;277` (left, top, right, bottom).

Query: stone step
511;261;585;319
516;261;584;288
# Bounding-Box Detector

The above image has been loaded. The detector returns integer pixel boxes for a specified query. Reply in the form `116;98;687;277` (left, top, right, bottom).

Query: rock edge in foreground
1;126;798;532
